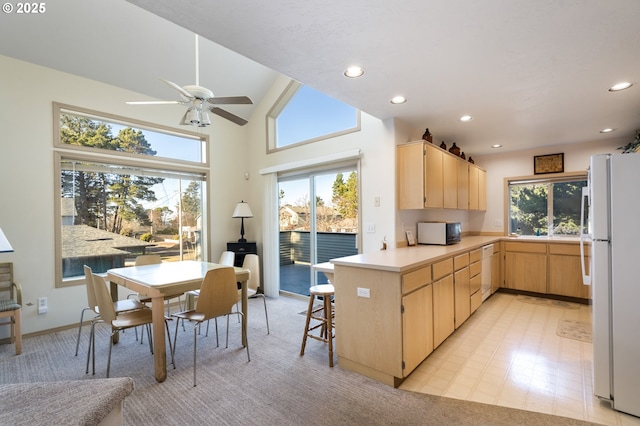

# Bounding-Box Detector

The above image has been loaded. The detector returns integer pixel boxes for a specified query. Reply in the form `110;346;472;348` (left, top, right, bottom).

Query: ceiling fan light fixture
600;128;615;133
199;111;211;127
608;82;633;92
491;144;502;148
186;108;200;124
390;96;407;104
460;115;473;122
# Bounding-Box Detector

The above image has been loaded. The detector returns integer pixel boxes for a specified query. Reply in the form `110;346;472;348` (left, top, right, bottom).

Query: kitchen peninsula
330;235;587;387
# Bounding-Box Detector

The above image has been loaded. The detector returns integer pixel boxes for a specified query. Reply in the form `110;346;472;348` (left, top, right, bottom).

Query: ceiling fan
126;35;253;126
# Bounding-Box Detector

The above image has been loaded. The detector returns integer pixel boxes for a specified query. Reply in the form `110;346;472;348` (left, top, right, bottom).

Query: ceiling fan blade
160;78;194;100
126;100;182;105
209;107;248;126
207;96;253;105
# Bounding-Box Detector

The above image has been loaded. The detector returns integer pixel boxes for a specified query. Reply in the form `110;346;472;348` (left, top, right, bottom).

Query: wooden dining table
107;260;250;383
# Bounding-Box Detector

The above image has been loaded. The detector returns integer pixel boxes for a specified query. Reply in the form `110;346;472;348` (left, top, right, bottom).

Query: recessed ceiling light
600;128;615;133
390;96;407;104
344;66;365;78
460;115;473;122
491;144;502;148
608;82;633;92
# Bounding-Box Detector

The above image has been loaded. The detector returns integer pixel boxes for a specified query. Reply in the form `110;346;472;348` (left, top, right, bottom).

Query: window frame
53;103;211;288
265;80;361;153
504;171;587;237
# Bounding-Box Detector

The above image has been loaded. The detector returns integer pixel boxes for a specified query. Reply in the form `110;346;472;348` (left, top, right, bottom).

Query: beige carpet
0;296;600;425
517;294;581;309
557;319;593;343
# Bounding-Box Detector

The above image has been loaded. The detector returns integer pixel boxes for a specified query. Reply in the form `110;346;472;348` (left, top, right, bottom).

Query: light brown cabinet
503;241;590;299
457;160;469;209
334;263;434;387
432;258;455;348
469;248;483;312
453;253;470;329
468;165;487;211
504;242;547;293
397;142;486;211
548;244;590;299
492;243;501;294
402;283;433;373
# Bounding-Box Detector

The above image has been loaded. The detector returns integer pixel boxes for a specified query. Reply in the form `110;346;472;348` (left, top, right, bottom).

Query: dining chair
186;251;235;341
87;273;174;378
171;267;250;387
240;254;269;334
75;265;146;356
0;262;22;355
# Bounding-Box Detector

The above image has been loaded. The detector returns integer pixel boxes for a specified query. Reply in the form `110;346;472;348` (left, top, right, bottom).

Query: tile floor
399;292;640;425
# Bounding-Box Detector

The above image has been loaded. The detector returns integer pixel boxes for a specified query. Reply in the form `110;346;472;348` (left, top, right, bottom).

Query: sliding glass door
278;167;358;296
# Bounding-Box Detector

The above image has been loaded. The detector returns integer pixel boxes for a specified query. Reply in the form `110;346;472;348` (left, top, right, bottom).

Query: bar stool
300;284;335;367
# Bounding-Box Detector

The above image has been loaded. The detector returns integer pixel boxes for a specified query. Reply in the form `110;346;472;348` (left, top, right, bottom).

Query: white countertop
330;235;580;273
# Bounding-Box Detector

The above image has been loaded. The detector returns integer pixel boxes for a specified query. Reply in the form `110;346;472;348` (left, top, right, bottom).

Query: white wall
0;55;249;334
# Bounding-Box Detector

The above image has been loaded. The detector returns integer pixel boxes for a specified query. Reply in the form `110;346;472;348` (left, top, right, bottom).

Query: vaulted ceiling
2;0;639;156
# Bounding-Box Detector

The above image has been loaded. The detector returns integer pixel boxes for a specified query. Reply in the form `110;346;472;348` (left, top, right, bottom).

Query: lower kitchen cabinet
453;254;470;329
548;244;590;299
504;242;547;293
402;283;433;373
433;273;455;348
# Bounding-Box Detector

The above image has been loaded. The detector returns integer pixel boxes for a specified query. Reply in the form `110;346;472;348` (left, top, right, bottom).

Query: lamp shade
0;228;14;253
232;201;253;218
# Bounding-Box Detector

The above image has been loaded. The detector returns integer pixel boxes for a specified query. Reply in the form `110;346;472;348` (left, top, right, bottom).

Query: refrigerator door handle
580;186;592;285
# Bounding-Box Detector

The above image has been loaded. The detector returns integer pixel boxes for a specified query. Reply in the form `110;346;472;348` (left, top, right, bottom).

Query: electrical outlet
366;223;375;233
494;219;504;227
38;297;48;314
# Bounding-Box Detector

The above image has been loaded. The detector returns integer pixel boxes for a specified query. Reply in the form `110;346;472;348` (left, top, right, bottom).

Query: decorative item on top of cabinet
422;128;433;143
461;152;466;160
468;157;475;164
439;141;447;150
449;142;461;156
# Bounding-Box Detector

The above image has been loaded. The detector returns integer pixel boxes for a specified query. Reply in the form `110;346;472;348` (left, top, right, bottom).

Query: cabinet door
505;252;547;293
491;252;500;294
454;267;470;328
549;254;591;298
424;143;443;208
443;153;458;209
397;143;425;209
457;161;469;209
402;284;433;375
478;169;487;211
468;165;479;210
433;274;455;348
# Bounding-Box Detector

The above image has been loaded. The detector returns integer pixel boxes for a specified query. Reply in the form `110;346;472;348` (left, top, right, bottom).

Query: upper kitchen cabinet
397;141;486;211
468;164;487;211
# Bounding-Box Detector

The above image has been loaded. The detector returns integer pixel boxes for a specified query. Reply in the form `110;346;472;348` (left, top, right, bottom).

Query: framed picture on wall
406;230;416;246
534;153;564;174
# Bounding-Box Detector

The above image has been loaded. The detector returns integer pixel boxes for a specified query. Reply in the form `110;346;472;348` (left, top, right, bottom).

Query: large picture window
508;174;587;237
54;103;209;287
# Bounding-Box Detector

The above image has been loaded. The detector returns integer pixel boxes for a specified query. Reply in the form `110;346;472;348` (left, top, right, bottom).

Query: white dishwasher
481;244;494;301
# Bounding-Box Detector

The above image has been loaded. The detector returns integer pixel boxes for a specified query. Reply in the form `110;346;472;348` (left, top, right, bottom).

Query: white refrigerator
581;153;640;417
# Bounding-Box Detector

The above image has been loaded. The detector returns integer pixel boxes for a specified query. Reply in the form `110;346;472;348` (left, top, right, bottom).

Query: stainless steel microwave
417;222;461;245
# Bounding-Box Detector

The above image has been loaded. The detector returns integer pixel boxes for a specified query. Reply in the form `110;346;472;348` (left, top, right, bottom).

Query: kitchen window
508;174;587;236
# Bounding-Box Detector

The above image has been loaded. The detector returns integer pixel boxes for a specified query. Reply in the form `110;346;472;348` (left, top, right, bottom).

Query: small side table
226;241;257;267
